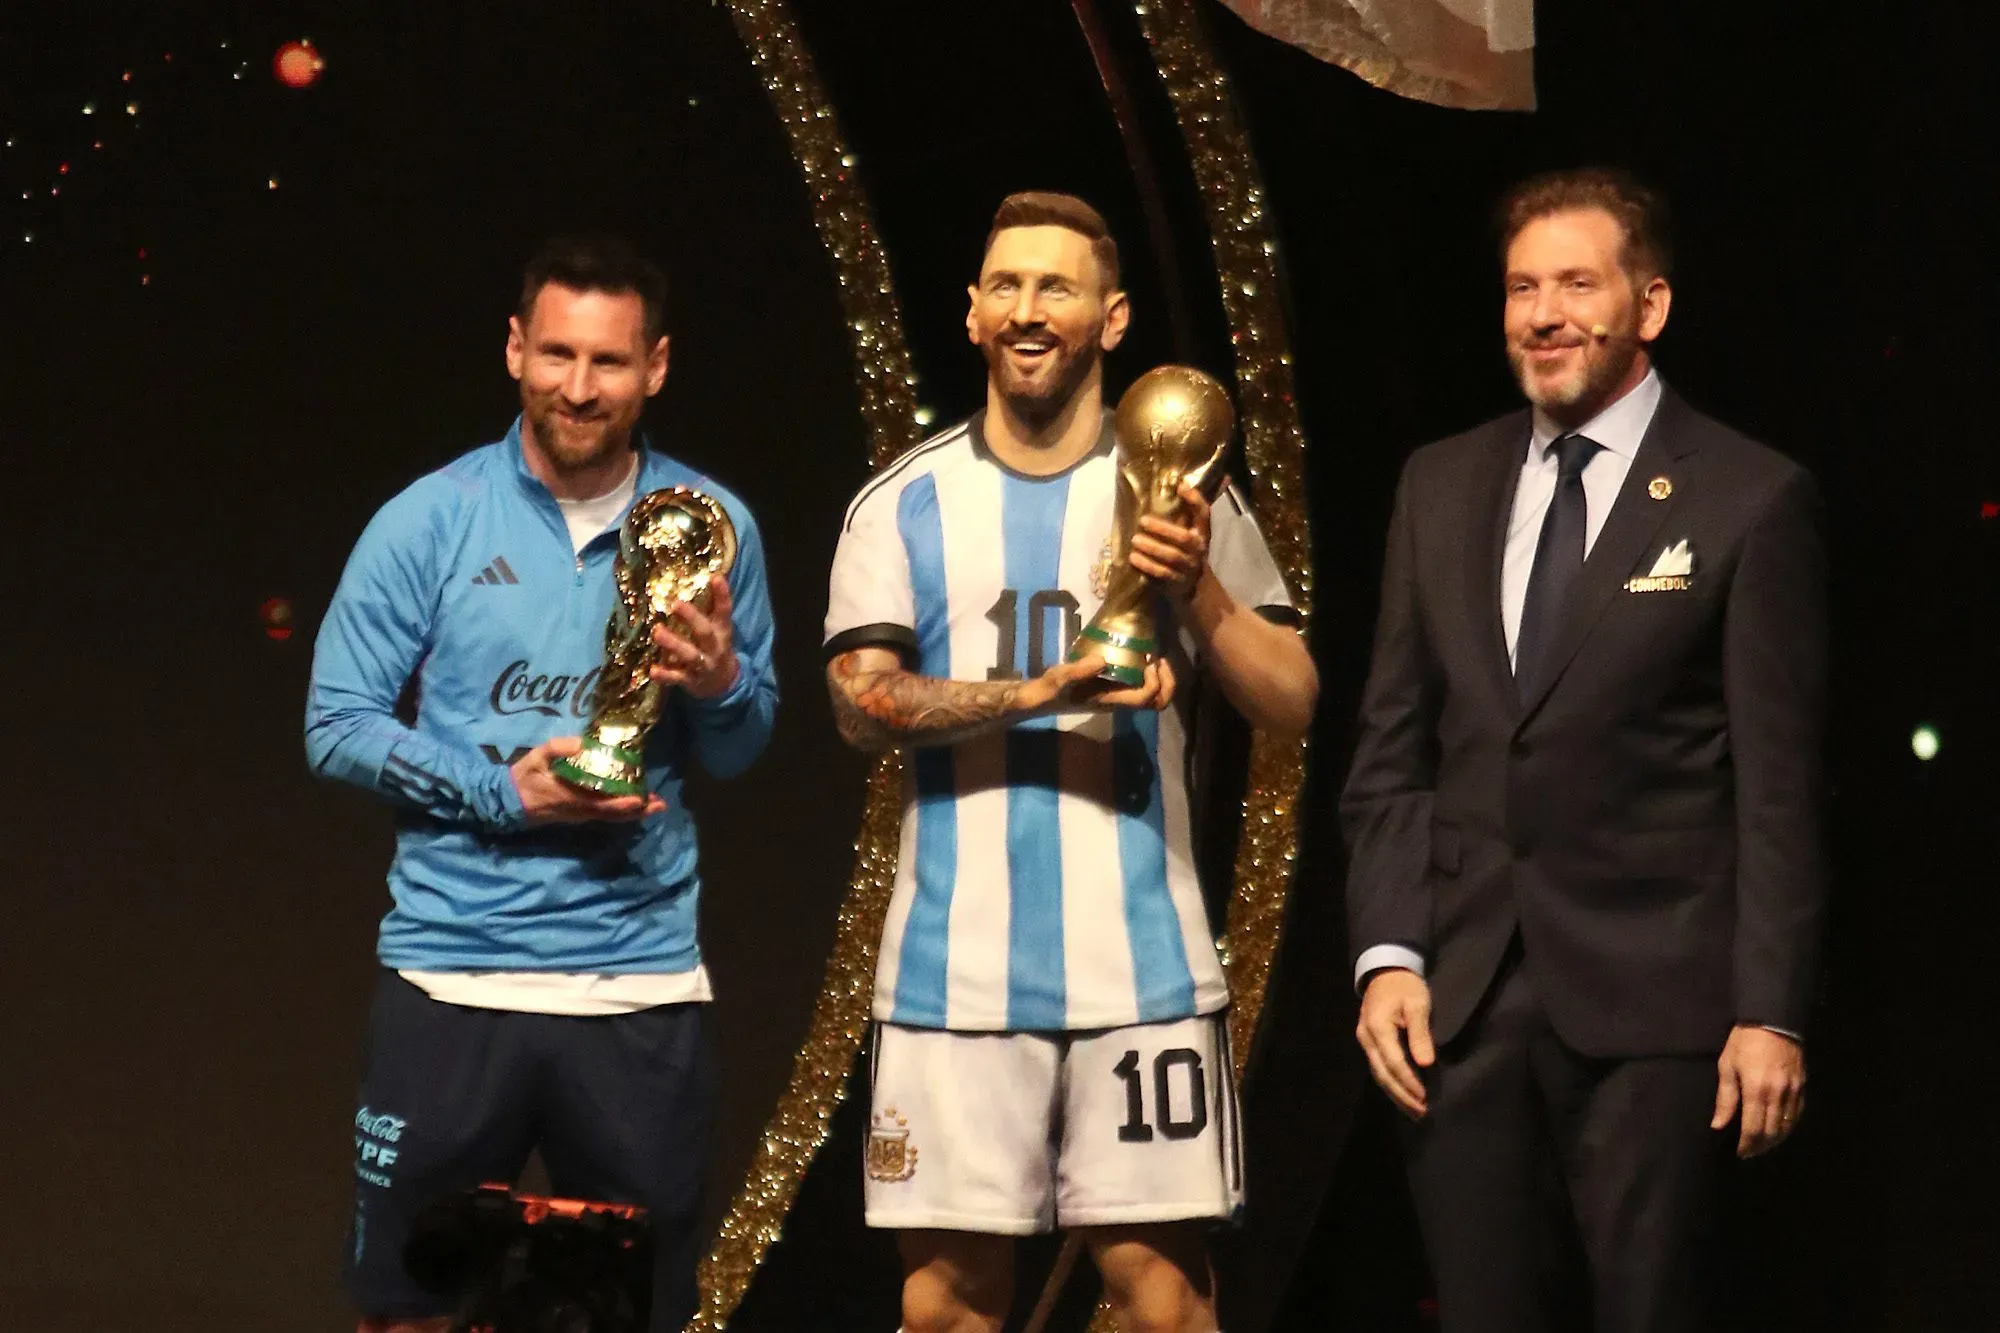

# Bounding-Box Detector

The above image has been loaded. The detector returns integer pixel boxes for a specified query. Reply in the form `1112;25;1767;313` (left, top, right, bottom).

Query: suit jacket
1340;386;1829;1057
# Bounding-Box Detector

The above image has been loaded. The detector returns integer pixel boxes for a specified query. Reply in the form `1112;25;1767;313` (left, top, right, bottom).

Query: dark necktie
1514;432;1601;699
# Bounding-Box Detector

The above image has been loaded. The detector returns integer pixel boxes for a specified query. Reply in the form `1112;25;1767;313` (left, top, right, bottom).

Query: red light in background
261;596;295;641
273;41;325;89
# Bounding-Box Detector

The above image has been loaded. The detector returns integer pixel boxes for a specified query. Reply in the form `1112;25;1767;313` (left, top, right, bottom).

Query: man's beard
983;331;1103;427
1508;321;1641;421
526;399;635;472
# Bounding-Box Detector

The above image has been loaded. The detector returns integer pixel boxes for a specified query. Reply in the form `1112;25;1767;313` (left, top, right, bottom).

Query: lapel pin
1648;476;1673;500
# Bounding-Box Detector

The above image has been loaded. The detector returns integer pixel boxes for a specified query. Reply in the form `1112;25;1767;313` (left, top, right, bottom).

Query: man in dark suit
1340;168;1829;1331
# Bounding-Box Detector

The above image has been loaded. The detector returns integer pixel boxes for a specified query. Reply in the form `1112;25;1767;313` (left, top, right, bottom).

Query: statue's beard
984;331;1103;426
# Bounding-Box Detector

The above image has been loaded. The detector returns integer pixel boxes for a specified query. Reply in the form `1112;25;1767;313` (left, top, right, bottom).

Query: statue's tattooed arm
826;648;1034;751
824;644;1175;752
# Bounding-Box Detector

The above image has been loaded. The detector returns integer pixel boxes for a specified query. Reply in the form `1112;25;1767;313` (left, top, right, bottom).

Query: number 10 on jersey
985;588;1083;680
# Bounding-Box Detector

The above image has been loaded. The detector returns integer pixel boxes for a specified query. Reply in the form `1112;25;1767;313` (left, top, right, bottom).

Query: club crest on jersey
866;1107;918;1183
1090;537;1116;600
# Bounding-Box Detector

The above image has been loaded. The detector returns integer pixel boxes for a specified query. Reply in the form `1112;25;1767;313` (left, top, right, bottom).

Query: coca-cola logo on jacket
490;659;602;718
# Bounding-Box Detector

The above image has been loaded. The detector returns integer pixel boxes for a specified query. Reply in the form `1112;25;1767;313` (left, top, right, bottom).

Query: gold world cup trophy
1068;365;1236;687
552;487;737;796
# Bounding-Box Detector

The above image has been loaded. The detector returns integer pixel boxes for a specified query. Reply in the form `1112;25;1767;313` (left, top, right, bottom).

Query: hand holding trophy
553;487;737;796
1068;365;1235;687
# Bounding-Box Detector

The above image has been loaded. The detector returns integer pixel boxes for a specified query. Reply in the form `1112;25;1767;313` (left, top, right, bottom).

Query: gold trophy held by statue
553;487;737;796
1069;365;1236;687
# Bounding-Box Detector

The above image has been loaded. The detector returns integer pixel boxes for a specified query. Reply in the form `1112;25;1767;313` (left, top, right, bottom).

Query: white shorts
863;1013;1243;1234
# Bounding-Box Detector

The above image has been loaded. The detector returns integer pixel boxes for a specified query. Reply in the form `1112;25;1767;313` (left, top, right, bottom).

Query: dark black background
1;2;1992;1330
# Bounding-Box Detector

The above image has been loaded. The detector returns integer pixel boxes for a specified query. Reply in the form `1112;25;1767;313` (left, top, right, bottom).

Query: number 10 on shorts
862;1017;1242;1232
1114;1047;1209;1142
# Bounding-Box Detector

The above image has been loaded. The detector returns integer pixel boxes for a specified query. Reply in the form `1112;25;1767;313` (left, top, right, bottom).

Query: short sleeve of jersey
1209;481;1299;624
824;482;919;664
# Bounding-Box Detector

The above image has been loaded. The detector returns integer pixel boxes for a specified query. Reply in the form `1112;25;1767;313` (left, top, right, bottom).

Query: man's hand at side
509;737;667;825
1357;967;1435;1120
1712;1024;1807;1157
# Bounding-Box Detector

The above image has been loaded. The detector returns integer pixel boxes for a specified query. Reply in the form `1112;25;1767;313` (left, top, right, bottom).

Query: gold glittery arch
1074;3;1315;1327
694;2;1312;1328
1128;0;1313;1088
691;4;914;1327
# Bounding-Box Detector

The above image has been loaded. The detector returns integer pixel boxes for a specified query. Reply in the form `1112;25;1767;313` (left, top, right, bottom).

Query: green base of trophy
551;740;647;797
1069;624;1157;688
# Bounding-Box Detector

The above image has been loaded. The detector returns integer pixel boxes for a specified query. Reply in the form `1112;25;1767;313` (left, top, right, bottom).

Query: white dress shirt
1502;370;1661;663
1354;371;1663;990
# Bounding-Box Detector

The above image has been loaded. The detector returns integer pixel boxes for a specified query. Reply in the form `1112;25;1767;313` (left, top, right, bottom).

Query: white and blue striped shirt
825;412;1295;1031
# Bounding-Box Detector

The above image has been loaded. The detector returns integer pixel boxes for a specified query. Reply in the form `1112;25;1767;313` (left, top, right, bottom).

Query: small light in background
1911;725;1941;762
913;406;937;428
261;597;295;642
1981;502;1998;521
274;40;326;89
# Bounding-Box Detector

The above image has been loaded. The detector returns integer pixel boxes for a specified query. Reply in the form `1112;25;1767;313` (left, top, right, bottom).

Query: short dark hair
1497;168;1672;283
518;232;669;344
984;191;1122;290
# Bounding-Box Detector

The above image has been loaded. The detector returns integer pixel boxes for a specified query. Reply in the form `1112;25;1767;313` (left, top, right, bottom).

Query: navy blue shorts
344;971;713;1331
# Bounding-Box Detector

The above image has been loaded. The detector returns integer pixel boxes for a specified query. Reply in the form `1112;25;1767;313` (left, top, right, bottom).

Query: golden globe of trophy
552;486;737;796
1068;365;1236;687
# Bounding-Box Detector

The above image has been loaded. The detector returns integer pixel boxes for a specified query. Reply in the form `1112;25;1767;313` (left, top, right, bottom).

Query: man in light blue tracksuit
306;233;777;1333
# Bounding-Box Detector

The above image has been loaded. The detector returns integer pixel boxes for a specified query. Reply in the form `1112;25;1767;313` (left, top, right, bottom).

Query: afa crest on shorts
866;1106;918;1183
